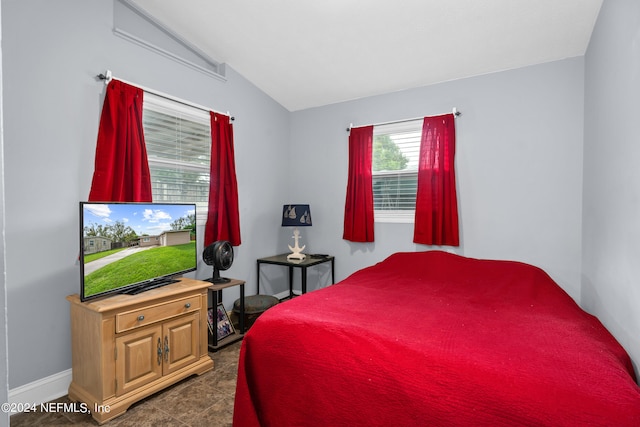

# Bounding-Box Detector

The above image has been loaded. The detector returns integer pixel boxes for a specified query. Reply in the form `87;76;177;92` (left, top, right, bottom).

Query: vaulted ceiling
128;0;603;111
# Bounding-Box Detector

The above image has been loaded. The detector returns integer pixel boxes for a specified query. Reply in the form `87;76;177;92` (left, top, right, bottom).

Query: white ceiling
128;0;603;112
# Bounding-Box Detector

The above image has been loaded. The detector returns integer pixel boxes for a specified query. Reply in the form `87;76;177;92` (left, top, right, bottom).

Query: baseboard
273;290;301;300
8;369;71;411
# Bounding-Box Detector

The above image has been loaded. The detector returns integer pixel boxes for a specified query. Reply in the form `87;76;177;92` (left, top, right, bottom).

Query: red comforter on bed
233;251;640;426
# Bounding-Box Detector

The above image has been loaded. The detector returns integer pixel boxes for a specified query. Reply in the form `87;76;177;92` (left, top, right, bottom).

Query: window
142;93;210;223
372;119;422;223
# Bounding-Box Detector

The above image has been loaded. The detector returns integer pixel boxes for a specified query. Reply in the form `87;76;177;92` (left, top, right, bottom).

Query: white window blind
142;93;210;222
372;119;422;223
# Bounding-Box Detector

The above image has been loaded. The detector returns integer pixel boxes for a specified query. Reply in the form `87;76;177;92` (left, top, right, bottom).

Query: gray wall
289;58;585;302
583;0;640;371
1;0;290;389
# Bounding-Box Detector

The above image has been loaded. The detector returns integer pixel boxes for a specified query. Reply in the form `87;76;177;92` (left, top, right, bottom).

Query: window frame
372;119;422;224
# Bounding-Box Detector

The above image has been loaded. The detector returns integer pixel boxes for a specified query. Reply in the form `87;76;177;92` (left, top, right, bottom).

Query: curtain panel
413;114;459;246
343;125;375;242
205;112;242;247
88;80;152;202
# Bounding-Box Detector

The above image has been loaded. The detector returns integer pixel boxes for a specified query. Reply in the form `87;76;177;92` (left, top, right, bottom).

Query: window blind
372;120;422;222
142;93;211;221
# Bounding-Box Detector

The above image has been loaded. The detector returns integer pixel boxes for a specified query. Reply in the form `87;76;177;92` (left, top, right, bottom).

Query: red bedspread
233;251;640;426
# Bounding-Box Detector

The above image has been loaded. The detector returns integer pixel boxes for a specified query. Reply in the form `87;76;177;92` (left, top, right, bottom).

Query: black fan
203;240;234;284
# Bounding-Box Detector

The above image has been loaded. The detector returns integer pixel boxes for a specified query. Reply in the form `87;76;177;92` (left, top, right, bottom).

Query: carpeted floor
9;341;241;426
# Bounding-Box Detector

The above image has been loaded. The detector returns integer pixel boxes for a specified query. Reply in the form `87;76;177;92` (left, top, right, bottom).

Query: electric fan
203;240;234;284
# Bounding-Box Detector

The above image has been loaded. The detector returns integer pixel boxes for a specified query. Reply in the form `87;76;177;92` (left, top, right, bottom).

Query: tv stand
67;278;213;424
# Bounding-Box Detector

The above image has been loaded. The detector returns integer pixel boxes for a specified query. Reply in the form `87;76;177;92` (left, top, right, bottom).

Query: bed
233;251;640;426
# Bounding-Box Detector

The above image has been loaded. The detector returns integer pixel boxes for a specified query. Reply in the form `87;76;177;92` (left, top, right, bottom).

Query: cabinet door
115;324;163;396
162;312;200;375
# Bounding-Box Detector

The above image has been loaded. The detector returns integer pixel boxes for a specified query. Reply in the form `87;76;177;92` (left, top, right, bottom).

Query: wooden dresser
67;278;214;424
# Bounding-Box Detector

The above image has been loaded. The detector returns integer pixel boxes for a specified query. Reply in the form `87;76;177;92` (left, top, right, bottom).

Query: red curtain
413;114;459;246
88;80;152;202
205;112;241;246
343;126;375;242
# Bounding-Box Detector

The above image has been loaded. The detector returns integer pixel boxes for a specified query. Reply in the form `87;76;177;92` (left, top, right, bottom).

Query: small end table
208;278;245;351
257;254;335;299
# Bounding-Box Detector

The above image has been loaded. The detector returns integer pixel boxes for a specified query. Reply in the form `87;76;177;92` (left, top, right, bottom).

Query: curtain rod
96;70;234;121
346;107;460;131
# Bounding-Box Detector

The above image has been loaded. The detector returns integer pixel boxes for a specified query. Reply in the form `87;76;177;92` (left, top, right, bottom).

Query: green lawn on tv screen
84;241;197;297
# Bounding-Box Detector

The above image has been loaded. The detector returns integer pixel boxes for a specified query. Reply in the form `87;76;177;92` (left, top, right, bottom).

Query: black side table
208;278;245;351
257;254;335;299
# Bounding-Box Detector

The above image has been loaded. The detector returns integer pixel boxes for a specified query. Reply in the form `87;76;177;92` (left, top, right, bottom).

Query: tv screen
80;202;198;301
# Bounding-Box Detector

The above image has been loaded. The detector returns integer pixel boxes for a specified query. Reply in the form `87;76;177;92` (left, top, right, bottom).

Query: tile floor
9;341;241;426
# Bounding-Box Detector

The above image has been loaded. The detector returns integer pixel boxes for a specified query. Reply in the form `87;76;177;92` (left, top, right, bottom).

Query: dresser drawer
116;295;201;333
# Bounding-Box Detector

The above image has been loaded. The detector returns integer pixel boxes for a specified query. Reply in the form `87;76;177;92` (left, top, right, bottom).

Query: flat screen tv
80;202;198;301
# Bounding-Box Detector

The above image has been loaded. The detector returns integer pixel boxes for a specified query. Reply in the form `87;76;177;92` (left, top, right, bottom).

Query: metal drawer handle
138;315;145;321
185;303;191;309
